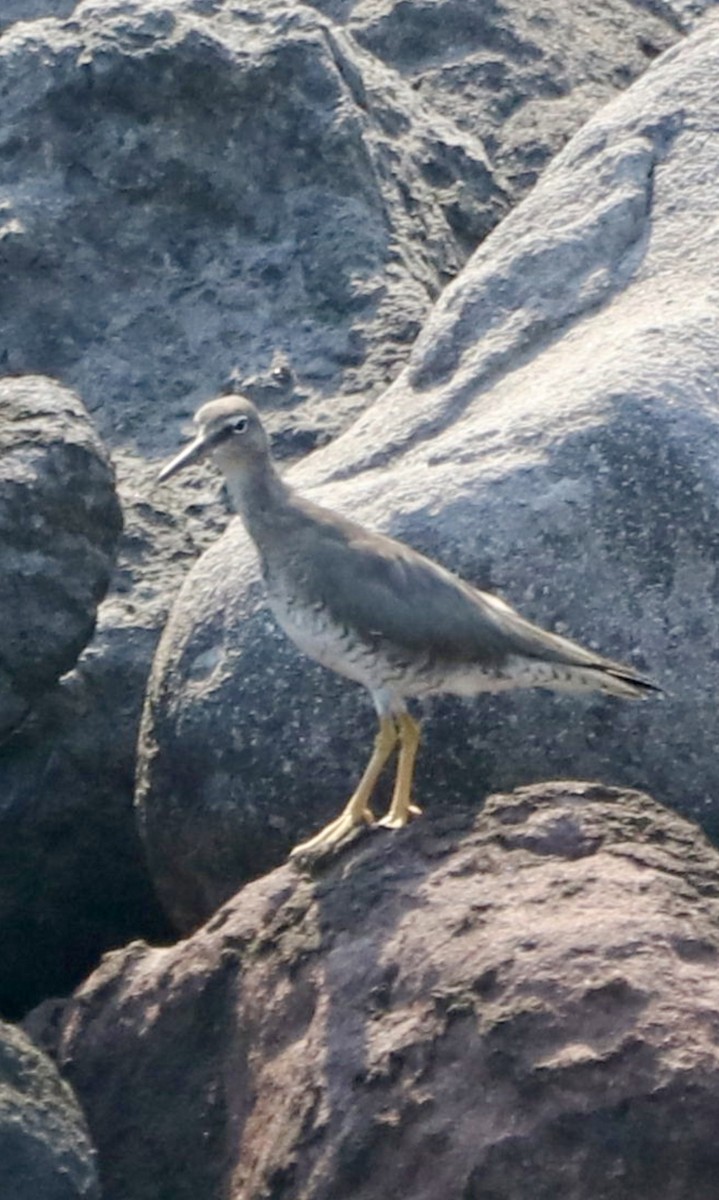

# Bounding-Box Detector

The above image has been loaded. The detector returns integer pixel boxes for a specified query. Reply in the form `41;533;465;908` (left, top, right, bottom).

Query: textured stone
336;0;696;196
0;1020;98;1200
0;0;501;449
0;376;121;737
27;784;719;1200
0;0;78;34
137;14;719;930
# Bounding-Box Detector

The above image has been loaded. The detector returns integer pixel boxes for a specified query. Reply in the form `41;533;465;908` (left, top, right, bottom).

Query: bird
158;394;660;861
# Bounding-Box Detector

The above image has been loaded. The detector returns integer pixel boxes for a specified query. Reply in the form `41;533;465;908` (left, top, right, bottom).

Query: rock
0;0;698;479
0;0;709;997
0;0;502;449
0;0;78;35
340;0;696;197
0;376;121;737
0;669;174;1021
0;377;170;1020
26;783;719;1200
136;15;719;930
0;1019;99;1200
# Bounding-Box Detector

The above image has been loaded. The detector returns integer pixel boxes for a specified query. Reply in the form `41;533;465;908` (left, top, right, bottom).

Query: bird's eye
232;416;248;434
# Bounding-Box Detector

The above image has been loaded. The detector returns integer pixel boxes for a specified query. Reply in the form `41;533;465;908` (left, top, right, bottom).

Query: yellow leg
378;712;422;829
290;715;398;859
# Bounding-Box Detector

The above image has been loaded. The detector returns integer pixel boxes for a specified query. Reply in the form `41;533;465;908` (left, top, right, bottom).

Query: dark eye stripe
209;425;235;445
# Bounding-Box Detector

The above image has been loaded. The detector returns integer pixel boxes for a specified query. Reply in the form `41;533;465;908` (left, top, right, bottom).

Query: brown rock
27;782;719;1199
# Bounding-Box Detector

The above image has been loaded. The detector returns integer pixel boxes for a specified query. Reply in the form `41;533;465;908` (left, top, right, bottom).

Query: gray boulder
0;0;502;449
26;783;719;1200
0;376;121;737
0;1020;98;1200
137;14;719;930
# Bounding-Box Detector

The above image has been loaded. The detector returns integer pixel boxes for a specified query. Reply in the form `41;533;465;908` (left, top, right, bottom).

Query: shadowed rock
0;375;121;737
0;1019;99;1200
335;0;703;197
27;783;719;1200
0;376;169;1020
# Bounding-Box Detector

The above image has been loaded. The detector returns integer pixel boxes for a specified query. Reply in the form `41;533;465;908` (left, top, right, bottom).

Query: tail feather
594;665;663;699
487;598;662;700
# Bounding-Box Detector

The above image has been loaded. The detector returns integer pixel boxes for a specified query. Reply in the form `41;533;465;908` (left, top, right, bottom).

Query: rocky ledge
27;781;719;1200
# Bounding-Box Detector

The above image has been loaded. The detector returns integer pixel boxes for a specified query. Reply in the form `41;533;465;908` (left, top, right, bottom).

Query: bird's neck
223;457;292;546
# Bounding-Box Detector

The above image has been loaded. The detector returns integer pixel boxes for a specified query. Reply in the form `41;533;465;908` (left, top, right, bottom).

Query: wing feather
293;503;636;679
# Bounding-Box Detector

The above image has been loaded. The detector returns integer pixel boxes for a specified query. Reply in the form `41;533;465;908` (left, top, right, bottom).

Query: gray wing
298;507;630;676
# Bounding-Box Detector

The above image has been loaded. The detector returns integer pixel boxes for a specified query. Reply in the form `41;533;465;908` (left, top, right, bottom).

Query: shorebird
159;394;660;860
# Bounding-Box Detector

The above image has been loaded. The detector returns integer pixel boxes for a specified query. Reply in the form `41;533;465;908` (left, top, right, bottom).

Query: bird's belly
268;594;396;690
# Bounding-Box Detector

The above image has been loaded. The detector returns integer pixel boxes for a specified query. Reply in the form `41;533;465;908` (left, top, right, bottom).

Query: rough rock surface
137;14;719;930
0;1019;99;1200
0;377;167;1020
0;0;502;450
0;0;709;1006
0;689;173;1020
323;0;695;197
2;0;699;450
0;375;121;737
27;783;719;1200
0;0;77;35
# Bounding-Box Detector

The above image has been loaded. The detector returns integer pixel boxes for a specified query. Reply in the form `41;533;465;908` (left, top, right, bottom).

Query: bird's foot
289;805;375;867
377;802;423;831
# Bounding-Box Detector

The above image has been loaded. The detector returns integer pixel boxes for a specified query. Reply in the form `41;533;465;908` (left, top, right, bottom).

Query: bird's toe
289;805;375;866
377;802;422;831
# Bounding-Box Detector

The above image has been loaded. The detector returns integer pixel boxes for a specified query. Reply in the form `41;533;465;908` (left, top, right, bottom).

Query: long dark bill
157;434;213;482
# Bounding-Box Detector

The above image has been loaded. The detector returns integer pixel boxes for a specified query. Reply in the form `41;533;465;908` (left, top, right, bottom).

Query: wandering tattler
159;394;660;859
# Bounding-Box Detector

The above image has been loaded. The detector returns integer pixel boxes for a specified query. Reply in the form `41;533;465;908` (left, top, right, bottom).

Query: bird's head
158;394;271;482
